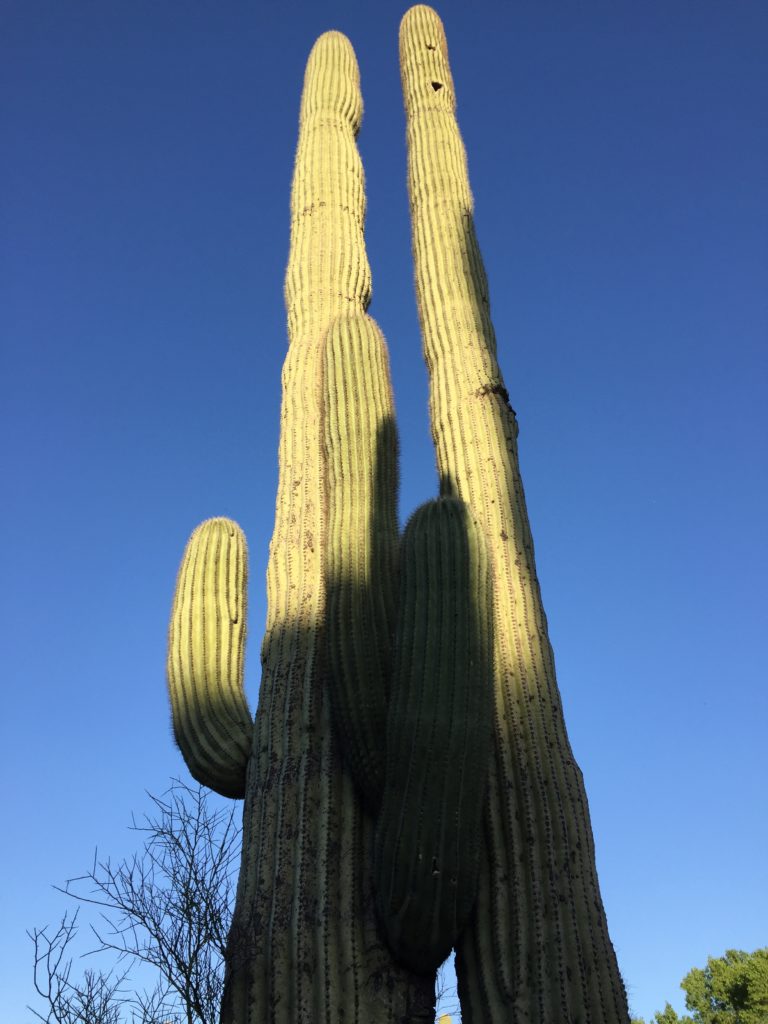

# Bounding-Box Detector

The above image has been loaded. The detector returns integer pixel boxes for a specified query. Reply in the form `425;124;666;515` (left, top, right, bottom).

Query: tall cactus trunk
220;31;434;1023
399;7;629;1022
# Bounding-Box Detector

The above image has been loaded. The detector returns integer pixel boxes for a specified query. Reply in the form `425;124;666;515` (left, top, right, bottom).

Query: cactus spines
375;496;493;974
400;6;630;1022
323;312;399;810
167;517;252;799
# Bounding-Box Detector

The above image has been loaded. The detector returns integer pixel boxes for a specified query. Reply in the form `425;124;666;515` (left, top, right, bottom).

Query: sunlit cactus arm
323;311;399;811
167;517;252;799
375;496;493;975
400;6;630;1023
221;31;435;1023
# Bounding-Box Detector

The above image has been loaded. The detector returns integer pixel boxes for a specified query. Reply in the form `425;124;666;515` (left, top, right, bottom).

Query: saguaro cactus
400;6;629;1022
167;6;630;1023
169;29;436;1024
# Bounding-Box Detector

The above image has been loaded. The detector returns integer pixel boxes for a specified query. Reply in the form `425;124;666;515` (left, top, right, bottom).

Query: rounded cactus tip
197;515;242;531
399;4;454;112
399;4;447;47
302;29;363;133
190;516;247;549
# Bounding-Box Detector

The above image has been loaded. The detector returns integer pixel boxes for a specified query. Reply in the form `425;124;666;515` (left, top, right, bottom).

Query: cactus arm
166;517;252;799
221;32;435;1023
323;312;399;811
375;497;493;974
400;6;630;1023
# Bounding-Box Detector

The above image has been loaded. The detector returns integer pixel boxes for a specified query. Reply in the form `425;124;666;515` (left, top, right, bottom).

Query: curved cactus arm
375;496;493;975
167;517;253;799
400;6;630;1022
322;311;399;811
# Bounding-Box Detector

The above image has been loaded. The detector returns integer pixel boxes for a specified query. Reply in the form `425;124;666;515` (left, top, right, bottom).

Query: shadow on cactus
167;320;494;1000
322;312;495;974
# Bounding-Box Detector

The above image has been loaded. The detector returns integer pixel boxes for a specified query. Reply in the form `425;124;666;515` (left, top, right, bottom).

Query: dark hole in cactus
431;81;443;91
431;857;439;876
426;43;436;50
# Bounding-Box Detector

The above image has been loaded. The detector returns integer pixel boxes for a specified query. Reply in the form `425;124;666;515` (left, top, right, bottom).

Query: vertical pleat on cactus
399;6;630;1022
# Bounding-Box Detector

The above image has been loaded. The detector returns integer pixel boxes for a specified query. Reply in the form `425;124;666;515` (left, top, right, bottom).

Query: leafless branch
28;910;129;1024
29;781;241;1024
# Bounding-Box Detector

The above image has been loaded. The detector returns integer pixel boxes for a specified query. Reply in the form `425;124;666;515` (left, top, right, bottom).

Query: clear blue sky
2;2;766;1021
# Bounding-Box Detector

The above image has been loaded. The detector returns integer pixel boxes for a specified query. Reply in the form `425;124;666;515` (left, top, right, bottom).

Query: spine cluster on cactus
166;6;631;1023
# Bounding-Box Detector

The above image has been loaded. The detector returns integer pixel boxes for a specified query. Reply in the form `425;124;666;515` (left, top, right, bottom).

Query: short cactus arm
167;517;253;799
400;6;630;1022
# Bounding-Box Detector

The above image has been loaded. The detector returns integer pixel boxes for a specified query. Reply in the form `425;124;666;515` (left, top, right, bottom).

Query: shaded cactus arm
375;496;493;974
323;311;399;811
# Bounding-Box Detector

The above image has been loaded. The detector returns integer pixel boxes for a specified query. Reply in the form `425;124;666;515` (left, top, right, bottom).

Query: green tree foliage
654;1004;690;1024
682;948;768;1024
634;948;768;1024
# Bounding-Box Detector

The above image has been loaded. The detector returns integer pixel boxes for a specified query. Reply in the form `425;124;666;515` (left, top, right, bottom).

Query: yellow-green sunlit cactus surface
166;7;630;1022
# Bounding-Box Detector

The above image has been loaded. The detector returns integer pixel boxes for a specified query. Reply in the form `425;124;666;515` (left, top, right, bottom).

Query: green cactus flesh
375;497;493;975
